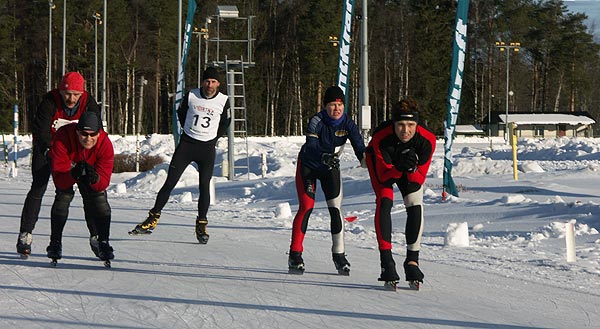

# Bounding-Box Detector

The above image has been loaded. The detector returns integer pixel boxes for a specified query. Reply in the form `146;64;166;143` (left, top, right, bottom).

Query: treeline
0;0;598;136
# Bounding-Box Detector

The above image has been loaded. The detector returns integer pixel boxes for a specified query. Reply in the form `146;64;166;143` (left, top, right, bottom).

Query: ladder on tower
225;56;250;180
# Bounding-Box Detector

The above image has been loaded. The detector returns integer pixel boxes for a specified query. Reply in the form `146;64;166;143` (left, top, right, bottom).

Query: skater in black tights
129;67;230;244
365;98;436;289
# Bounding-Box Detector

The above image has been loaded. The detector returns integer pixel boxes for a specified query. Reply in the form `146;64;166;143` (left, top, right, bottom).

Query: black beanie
77;112;101;132
323;86;345;105
202;67;220;82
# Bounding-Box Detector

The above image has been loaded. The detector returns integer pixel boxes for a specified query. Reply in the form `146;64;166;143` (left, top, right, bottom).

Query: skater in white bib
129;67;230;244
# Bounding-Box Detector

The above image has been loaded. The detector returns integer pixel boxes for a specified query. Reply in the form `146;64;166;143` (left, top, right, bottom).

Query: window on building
533;125;544;137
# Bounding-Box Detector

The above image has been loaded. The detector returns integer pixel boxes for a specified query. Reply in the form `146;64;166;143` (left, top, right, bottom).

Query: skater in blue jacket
288;86;366;275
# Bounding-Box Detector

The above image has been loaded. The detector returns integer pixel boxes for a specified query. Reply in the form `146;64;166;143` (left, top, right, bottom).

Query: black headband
393;111;419;123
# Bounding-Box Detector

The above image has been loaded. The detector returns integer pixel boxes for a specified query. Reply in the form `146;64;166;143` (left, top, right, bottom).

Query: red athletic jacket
50;123;114;192
367;121;436;186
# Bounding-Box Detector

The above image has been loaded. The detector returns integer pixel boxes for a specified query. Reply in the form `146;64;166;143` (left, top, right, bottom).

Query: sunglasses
78;130;99;137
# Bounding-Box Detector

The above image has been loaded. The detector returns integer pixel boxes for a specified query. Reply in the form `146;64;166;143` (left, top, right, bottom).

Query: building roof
499;113;595;125
484;111;596;125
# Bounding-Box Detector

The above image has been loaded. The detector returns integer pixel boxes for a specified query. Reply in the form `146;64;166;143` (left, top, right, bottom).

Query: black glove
80;162;99;185
393;148;418;172
321;153;340;170
70;162;85;181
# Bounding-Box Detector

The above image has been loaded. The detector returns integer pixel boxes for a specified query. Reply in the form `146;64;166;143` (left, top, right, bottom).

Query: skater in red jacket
46;111;115;265
365;98;436;289
16;72;100;258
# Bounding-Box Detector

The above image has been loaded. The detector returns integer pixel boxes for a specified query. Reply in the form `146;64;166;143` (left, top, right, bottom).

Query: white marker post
11;104;18;177
565;220;576;263
209;177;216;205
261;153;267;179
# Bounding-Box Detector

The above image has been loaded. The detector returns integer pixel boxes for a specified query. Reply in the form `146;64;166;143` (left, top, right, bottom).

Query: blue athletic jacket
298;110;366;171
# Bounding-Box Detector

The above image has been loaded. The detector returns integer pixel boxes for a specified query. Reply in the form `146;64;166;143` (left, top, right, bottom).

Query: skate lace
333;253;349;266
90;235;100;247
99;241;113;253
141;213;160;228
196;219;208;234
289;252;303;265
404;261;424;281
19;232;32;245
48;241;62;252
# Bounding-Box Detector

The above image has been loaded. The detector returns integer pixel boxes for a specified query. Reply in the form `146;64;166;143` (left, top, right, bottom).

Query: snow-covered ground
1;133;600;328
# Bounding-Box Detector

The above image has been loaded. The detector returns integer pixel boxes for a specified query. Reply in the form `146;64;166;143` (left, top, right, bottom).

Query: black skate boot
378;250;400;290
404;259;424;290
46;240;62;266
288;250;305;274
129;211;160;235
332;253;351;275
89;235;100;258
98;240;114;268
98;241;114;260
195;217;209;244
16;232;32;259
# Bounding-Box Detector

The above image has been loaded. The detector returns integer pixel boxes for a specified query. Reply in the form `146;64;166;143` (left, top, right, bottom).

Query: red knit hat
60;72;85;92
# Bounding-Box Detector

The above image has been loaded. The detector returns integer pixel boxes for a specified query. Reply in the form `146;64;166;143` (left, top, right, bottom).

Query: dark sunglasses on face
78;130;99;137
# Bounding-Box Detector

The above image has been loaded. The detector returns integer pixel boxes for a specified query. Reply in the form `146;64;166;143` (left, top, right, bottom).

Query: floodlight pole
359;0;371;137
495;41;520;144
48;1;54;90
62;0;66;76
101;0;107;131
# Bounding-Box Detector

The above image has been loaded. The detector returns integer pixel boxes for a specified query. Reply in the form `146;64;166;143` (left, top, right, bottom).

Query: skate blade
383;281;398;291
50;259;58;267
104;260;112;268
288;267;305;275
408;280;421;290
336;267;350;276
18;253;30;260
128;229;152;235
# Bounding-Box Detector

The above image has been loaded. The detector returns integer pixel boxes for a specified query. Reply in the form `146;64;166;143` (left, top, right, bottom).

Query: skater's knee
380;197;393;213
293;209;312;233
95;201;111;218
51;190;74;217
53;190;74;207
84;192;111;217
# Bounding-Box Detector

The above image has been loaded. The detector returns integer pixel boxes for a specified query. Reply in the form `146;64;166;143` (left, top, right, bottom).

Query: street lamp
495;41;520;143
192;27;208;87
204;17;211;68
92;12;102;99
328;35;338;47
48;1;56;91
